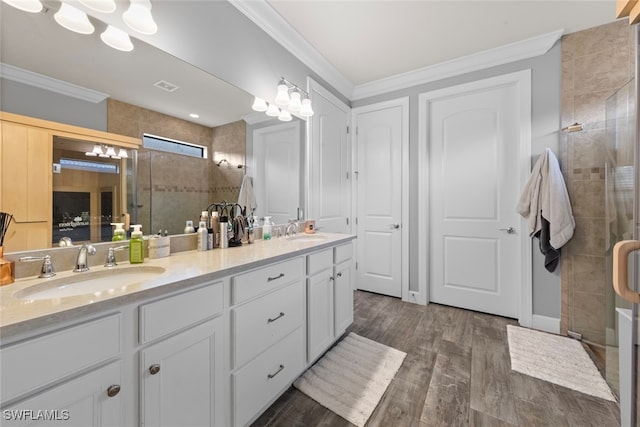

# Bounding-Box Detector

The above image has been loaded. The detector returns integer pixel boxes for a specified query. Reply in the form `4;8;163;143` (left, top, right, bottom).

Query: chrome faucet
74;244;96;272
104;245;129;267
285;220;299;237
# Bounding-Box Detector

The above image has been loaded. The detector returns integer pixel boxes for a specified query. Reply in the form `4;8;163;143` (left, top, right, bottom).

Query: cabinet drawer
232;257;304;304
139;280;223;343
232;328;304;427
334;241;353;265
232;281;303;368
307;248;333;276
1;314;121;404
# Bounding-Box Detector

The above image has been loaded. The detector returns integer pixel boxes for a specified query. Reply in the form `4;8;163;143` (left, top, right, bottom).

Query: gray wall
1;79;107;130
352;42;563;319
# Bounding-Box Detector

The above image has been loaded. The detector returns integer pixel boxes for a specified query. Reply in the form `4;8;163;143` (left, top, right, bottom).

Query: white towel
517;148;575;249
238;175;257;213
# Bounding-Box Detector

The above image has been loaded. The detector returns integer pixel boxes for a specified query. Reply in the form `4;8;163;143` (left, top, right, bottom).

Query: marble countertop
0;233;355;339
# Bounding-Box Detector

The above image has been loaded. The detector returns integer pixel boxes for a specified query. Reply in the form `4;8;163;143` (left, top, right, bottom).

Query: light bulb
289;90;301;112
251;97;268;112
266;104;280;117
54;2;95;34
2;0;43;13
101;25;134;52
123;0;157;35
274;82;290;106
278;109;292;122
299;98;314;117
78;0;116;13
91;144;103;156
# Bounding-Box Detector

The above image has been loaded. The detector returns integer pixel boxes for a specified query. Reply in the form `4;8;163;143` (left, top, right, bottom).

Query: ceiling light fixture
54;2;95;34
1;0;43;13
189;113;200;118
123;0;158;35
78;0;116;14
100;25;133;52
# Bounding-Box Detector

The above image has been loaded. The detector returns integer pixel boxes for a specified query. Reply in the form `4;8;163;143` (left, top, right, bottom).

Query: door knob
149;364;161;375
391;224;400;229
613;240;640;304
499;227;515;234
107;384;121;397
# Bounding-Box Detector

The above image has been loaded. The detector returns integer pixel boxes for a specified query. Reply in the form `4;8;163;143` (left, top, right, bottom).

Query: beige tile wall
560;20;634;345
107;99;246;234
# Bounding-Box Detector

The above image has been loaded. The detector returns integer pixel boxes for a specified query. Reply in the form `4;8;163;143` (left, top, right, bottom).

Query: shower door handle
613;240;640;304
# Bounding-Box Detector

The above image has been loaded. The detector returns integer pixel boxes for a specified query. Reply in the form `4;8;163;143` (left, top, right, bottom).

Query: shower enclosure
604;26;640;427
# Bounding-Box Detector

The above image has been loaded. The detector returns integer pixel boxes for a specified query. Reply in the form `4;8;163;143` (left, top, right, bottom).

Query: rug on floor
506;325;615;401
293;332;406;427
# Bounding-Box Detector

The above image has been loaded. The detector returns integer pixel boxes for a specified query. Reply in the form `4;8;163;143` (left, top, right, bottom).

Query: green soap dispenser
129;224;144;264
111;223;126;241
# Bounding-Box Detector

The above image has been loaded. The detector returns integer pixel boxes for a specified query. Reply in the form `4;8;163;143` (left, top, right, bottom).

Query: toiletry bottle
197;221;208;251
129;225;144;264
210;212;220;248
184;220;195;234
220;216;229;248
111;223;126;241
200;210;209;226
263;216;273;240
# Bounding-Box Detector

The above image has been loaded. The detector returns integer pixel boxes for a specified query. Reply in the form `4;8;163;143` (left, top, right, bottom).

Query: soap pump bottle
111;223;126;241
263;216;273;240
129;225;144;264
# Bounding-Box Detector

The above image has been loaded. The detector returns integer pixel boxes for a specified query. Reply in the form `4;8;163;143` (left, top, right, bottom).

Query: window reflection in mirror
52;136;136;246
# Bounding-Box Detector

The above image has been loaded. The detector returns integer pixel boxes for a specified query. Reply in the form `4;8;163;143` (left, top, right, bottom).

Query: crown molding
351;29;564;101
228;0;355;99
0;63;109;103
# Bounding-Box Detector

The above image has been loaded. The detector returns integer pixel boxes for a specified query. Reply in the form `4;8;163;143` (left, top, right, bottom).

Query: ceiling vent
153;80;179;92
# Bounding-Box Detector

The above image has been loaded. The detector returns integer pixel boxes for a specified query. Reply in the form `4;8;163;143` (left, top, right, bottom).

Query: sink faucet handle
19;255;56;278
104;245;129;267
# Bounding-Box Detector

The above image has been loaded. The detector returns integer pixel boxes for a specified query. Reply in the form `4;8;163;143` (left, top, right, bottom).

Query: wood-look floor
252;290;621;427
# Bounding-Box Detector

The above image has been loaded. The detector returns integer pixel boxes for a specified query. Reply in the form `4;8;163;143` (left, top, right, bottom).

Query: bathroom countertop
0;233;355;340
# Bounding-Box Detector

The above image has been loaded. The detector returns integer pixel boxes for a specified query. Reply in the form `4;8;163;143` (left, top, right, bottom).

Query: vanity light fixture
100;25;133;52
117;148;128;158
288;90;302;112
275;78;291;106
266;103;280;117
1;0;43;13
105;146;117;157
251;78;314;121
123;0;158;35
299;96;314;117
251;97;268;112
85;144;127;159
54;2;95;34
278;109;292;122
78;0;116;14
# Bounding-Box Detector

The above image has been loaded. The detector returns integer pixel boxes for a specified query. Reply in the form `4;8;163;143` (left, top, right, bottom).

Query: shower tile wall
107;99;246;234
560;20;634;346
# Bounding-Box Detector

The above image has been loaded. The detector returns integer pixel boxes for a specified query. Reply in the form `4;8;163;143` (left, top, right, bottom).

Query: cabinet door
1;121;52;251
140;317;224;427
334;260;354;336
307;272;334;362
2;361;122;427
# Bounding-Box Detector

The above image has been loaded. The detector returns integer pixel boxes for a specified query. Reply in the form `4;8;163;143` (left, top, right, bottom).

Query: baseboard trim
531;314;560;334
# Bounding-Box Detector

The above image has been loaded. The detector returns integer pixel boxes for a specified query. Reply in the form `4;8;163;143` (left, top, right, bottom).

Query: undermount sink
286;234;327;243
14;266;166;301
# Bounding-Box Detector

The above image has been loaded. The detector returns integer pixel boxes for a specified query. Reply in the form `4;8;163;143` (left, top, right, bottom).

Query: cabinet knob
337;272;343;278
149;364;161;375
107;384;121;397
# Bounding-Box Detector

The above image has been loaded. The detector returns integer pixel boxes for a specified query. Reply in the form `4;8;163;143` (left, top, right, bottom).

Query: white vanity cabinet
138;281;226;427
307;241;354;363
230;258;305;427
0;314;123;426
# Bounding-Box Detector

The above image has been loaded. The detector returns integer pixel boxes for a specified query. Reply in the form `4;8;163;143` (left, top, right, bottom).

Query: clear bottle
263;216;273;240
197;221;208;251
129;225;144;264
111;223;126;241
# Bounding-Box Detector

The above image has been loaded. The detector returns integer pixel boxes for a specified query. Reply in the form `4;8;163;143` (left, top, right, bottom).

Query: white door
354;99;408;298
252;121;301;225
424;72;529;318
308;79;351;233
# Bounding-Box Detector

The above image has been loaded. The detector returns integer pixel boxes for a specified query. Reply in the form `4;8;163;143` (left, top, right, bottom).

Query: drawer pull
267;364;285;379
267;273;285;282
107;384;121;397
267;312;285;323
149;364;161;375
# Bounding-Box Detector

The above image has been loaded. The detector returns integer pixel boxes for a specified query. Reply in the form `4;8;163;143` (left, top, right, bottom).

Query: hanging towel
238;175;257;213
517;148;575;271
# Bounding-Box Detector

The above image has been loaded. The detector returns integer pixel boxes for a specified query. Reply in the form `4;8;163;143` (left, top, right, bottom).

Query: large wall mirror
1;1;305;251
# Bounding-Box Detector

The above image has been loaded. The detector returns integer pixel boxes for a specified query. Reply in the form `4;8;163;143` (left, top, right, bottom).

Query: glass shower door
605;26;639;427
